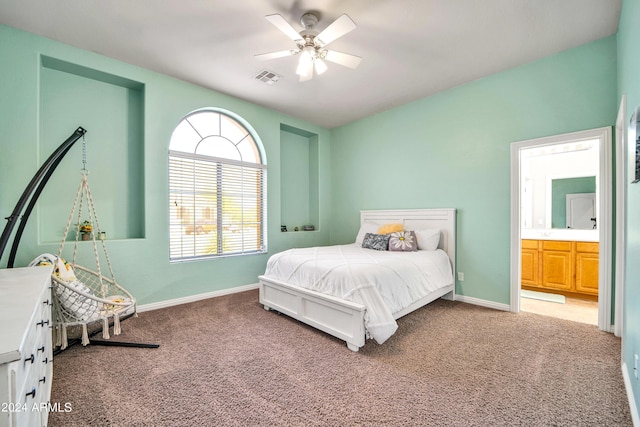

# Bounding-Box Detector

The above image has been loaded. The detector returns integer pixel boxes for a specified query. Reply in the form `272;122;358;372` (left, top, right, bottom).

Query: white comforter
263;244;453;344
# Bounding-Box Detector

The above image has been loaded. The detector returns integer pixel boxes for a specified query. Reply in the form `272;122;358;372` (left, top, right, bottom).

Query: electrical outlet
457;272;464;282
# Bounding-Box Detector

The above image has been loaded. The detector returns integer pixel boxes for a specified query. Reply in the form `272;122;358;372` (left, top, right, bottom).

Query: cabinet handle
39;376;46;384
36;319;49;327
37;346;45;353
43;357;49;364
24;354;35;364
25;388;36;399
42;299;50;305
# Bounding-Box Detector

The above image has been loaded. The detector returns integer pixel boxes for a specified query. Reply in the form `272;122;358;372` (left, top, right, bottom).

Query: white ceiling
0;0;622;128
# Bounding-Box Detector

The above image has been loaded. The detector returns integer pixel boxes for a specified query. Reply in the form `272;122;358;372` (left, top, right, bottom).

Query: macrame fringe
81;324;90;346
113;313;121;335
54;325;62;347
60;324;68;350
102;317;110;339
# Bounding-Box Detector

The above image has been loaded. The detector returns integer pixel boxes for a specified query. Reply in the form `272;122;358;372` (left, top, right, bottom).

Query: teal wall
329;36;617;304
281;131;311;228
280;125;319;231
0;24;332;304
618;0;640;414
39;56;145;242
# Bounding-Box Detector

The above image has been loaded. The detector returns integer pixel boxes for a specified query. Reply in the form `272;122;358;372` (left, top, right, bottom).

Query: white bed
258;208;456;351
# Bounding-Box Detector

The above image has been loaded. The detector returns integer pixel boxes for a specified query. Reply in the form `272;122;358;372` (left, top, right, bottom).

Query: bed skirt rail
258;275;366;351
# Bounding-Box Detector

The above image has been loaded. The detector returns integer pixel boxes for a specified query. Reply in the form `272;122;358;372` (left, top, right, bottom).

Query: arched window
168;109;267;261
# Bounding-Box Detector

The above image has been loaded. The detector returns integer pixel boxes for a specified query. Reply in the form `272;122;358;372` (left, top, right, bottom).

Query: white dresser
0;266;54;427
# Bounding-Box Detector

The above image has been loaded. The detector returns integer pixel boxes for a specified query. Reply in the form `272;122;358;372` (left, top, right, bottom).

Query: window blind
169;153;266;261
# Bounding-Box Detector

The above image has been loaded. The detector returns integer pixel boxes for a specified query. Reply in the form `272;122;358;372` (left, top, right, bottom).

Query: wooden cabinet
0;266;54;427
521;239;598;297
541;240;573;292
521;239;539;287
575;242;599;296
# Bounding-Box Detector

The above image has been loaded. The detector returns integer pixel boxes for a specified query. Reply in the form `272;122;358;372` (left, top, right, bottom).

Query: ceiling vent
254;69;282;85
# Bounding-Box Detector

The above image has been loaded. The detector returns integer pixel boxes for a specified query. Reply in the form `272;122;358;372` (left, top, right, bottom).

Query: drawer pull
37;346;45;353
42;299;50;305
24;354;35;364
36;319;50;327
39;376;46;384
25;388;36;399
43;357;52;364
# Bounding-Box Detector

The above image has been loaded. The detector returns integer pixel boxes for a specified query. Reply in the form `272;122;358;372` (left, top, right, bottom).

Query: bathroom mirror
520;140;599;230
550;177;596;229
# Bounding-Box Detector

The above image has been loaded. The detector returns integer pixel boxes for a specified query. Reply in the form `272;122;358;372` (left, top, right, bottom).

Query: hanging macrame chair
30;137;136;349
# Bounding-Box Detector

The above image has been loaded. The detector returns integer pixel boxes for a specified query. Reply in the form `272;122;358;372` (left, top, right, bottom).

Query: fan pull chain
81;134;88;174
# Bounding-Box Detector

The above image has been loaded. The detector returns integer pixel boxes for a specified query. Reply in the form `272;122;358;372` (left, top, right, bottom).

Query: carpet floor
49;289;632;426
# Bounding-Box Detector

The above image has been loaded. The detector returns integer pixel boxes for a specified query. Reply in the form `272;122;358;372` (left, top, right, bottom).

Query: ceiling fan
255;12;362;82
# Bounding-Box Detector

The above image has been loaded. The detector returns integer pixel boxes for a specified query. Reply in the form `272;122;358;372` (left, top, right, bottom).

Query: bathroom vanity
521;229;598;298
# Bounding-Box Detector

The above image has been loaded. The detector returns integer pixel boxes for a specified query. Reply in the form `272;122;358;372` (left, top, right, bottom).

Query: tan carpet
49;289;631;426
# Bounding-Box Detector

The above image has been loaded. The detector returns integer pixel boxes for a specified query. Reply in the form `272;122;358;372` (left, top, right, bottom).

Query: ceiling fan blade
316;14;356;47
254;50;299;61
265;14;303;42
324;50;362;69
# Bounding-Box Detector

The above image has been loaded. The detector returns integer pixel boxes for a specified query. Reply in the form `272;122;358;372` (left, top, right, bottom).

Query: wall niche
280;124;319;233
39;56;145;242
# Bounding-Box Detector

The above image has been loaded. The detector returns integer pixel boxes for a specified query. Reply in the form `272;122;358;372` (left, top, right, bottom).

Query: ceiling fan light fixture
314;58;328;75
296;58;313;77
300;46;315;61
296;46;316;76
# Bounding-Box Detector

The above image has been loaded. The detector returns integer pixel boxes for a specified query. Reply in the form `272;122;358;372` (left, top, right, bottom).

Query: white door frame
615;95;627;338
510;127;613;332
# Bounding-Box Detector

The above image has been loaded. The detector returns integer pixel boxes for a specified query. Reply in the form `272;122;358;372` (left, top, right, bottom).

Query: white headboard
360;208;456;272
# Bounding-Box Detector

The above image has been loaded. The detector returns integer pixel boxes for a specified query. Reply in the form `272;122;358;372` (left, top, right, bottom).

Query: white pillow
355;222;379;245
414;228;441;251
55;279;99;322
56;258;77;282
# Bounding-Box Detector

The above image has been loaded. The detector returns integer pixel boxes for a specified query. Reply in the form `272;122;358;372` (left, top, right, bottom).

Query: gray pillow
389;231;418;252
362;233;390;251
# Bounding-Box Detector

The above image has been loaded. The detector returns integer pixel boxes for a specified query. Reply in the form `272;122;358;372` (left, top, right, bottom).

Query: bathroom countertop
521;228;599;242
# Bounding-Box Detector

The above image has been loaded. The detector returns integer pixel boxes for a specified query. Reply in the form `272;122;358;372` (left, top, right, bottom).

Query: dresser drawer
0;266;54;427
12;288;52;404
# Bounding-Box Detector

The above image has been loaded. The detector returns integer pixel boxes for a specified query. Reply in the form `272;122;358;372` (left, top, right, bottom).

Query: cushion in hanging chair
54;279;99;322
30;255;100;322
52;259;99;322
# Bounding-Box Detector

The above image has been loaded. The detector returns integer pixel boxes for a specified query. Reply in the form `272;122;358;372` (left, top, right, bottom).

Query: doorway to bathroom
510;127;612;331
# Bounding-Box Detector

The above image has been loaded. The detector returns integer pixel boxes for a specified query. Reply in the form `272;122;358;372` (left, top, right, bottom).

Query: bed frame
258;208;456;351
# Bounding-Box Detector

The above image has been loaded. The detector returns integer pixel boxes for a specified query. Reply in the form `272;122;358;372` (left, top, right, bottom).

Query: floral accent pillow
362;233;390;251
388;231;418;252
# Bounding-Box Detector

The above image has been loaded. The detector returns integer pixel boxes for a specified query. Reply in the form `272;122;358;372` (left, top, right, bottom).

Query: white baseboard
137;283;259;313
137;287;508;314
622;361;640;426
455;294;511;312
